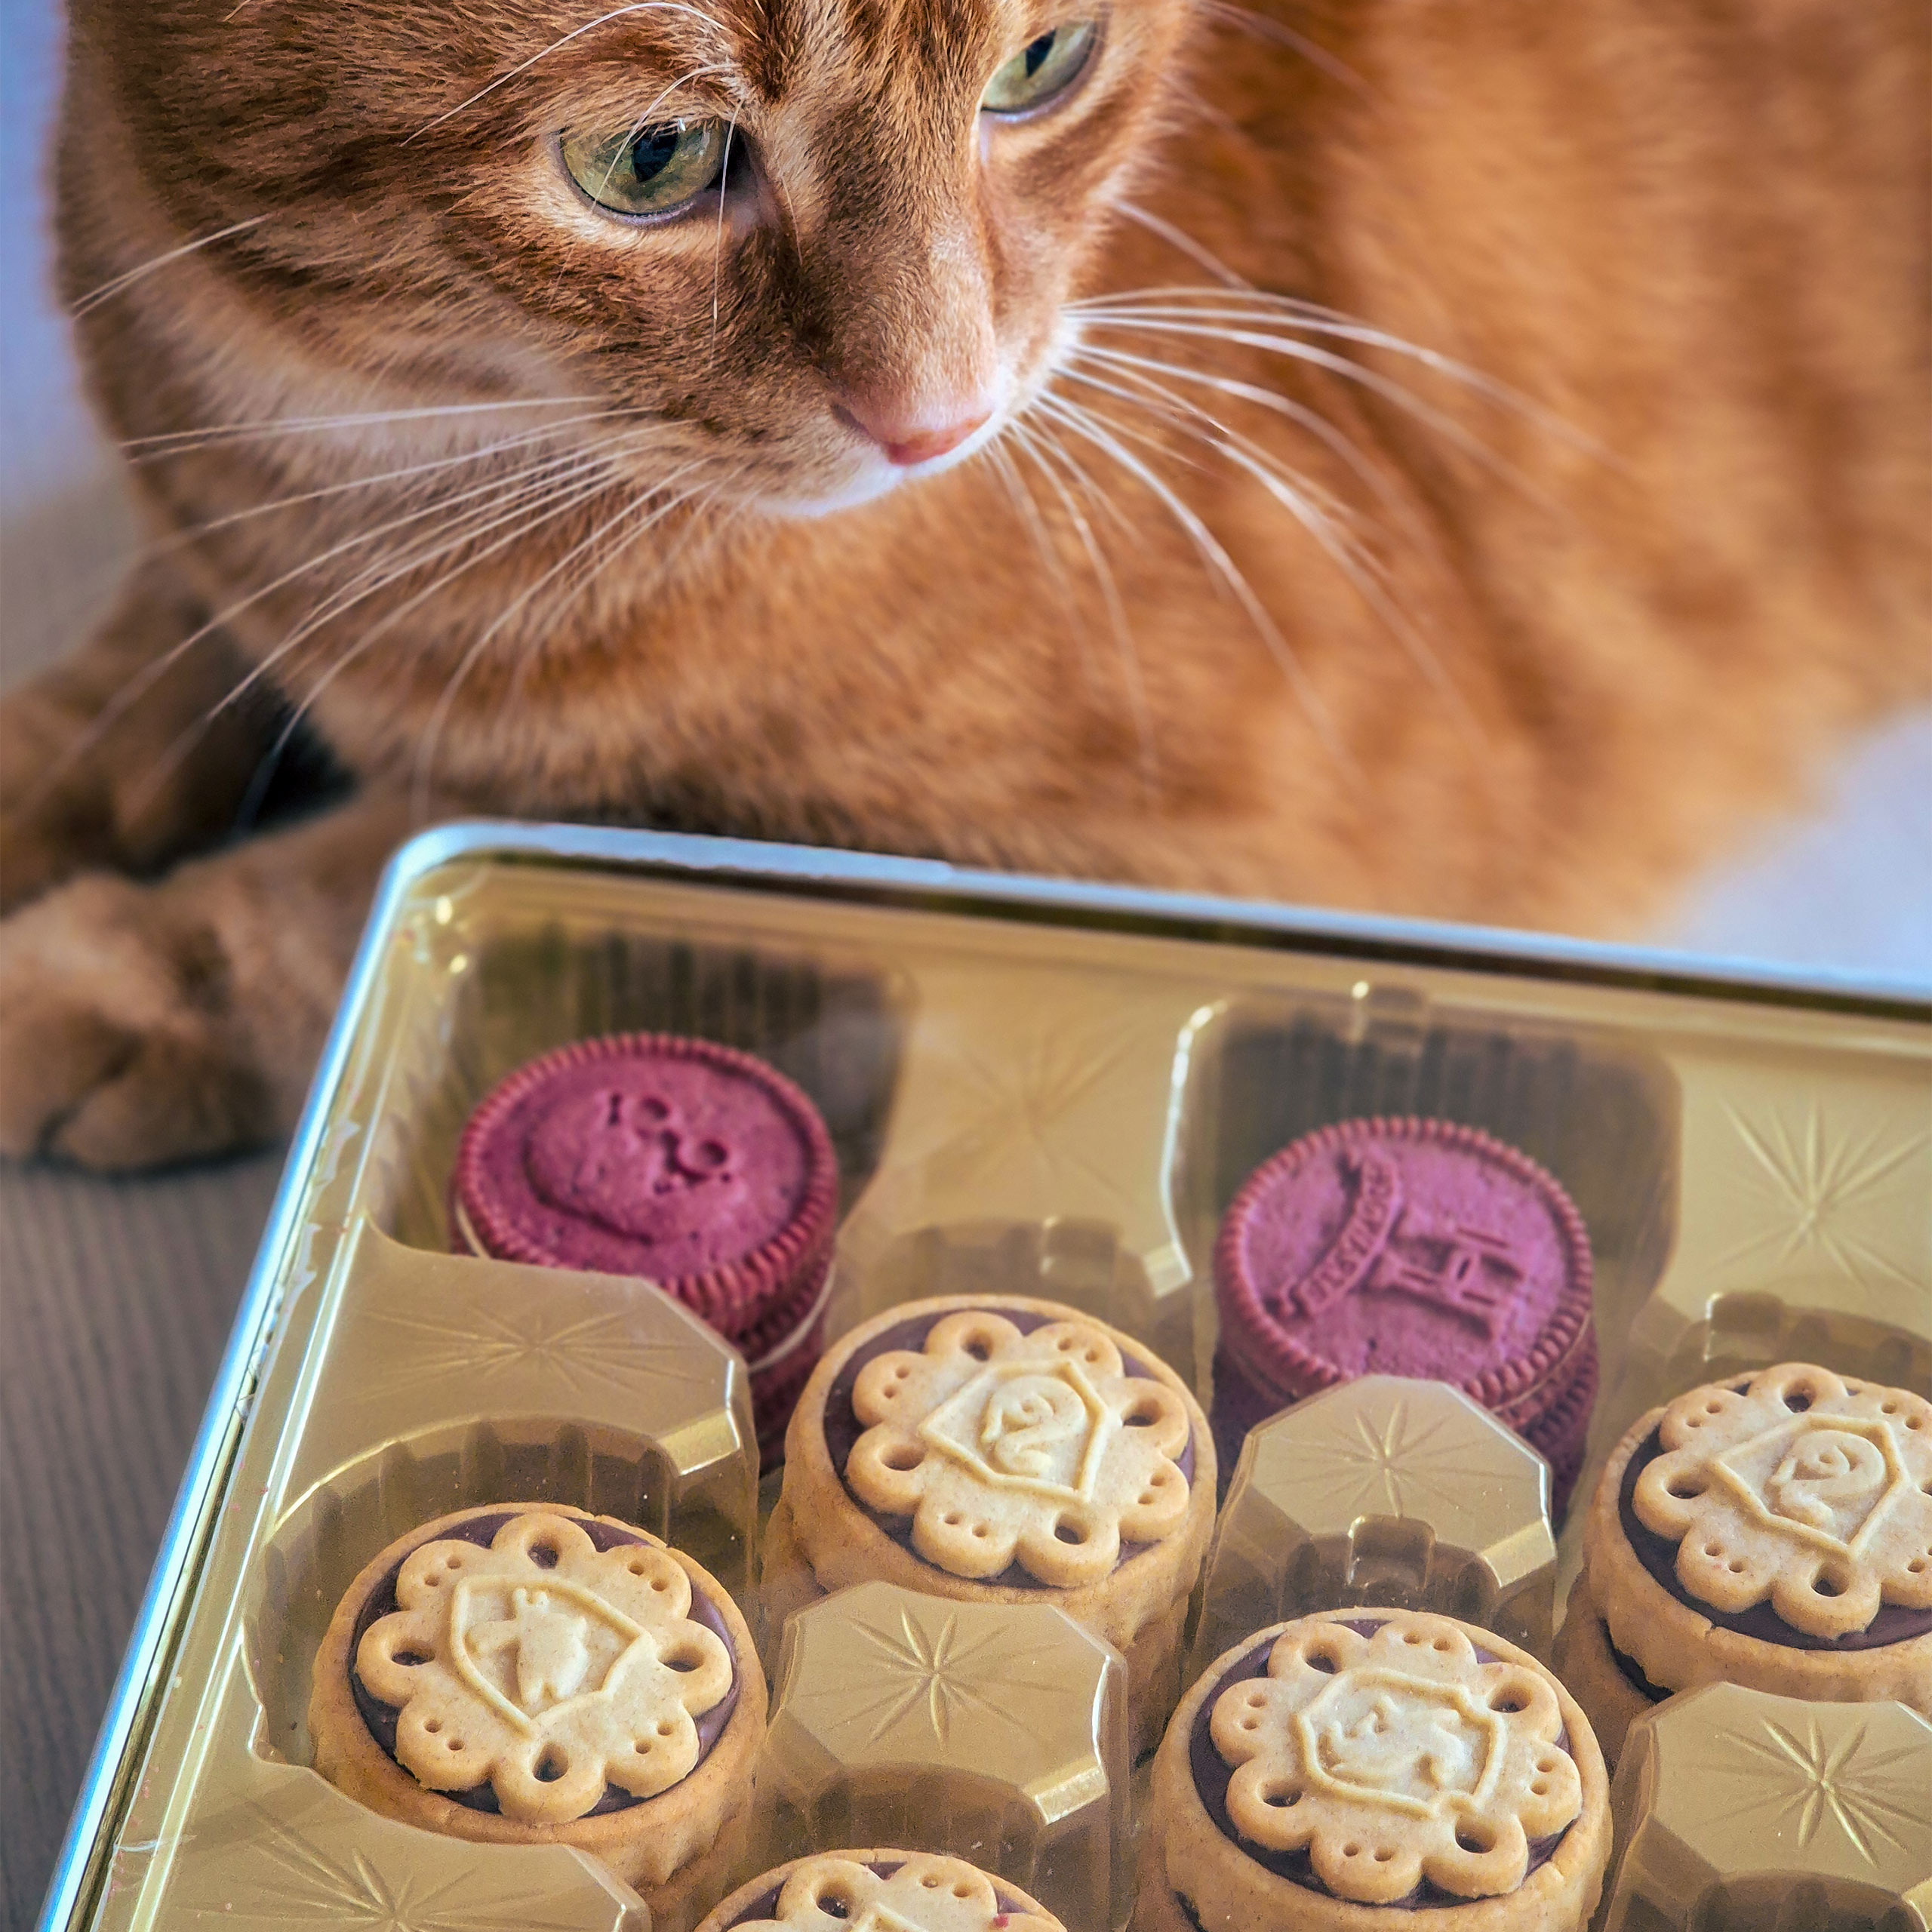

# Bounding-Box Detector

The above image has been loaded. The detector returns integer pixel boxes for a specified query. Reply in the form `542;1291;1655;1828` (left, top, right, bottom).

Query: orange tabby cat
0;0;1925;1167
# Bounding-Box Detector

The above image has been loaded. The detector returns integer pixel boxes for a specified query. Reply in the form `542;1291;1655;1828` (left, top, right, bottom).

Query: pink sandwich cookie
1214;1118;1597;1516
452;1032;840;1460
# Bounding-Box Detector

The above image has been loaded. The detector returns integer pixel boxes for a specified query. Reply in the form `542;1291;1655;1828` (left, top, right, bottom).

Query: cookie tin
38;822;1932;1932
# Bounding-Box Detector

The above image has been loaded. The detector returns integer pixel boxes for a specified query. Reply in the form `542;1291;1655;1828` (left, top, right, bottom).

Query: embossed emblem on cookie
527;1084;743;1242
844;1311;1192;1586
1635;1364;1932;1639
925;1361;1109;1497
1210;1614;1581;1905
731;1850;1059;1930
1277;1149;1523;1336
354;1510;734;1824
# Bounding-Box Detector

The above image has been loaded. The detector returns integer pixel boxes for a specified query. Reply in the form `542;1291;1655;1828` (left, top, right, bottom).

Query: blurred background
2;0;1927;1924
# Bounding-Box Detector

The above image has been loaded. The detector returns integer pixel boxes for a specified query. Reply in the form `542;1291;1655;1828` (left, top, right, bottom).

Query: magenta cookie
451;1033;839;1340
1213;1116;1596;1514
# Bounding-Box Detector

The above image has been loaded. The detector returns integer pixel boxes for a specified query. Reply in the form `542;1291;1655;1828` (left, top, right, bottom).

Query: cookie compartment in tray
1171;990;1681;1407
82;1212;758;1932
244;1220;761;1760
343;884;911;1256
47;828;1932;1932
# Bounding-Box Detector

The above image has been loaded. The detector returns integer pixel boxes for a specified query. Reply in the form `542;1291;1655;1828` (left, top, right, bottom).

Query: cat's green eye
981;20;1098;114
561;119;726;218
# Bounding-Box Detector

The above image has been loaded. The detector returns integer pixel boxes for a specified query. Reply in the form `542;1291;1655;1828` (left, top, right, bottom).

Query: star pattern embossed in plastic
180;1800;593;1929
1716;1716;1927;1862
358;1303;691;1407
1617;1687;1932;1917
795;1603;1084;1750
913;1008;1155;1208
1715;1100;1927;1296
1258;1385;1541;1526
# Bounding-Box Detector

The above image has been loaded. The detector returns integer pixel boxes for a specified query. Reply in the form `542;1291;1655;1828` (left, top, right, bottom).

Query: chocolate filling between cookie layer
1617;1424;1932;1651
821;1306;1196;1590
347;1509;740;1818
1601;1622;1673;1703
1187;1617;1573;1910
723;1860;1030;1925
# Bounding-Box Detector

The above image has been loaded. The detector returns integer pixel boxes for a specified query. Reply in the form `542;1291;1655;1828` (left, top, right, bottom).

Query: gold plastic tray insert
1192;1374;1559;1673
1601;1683;1932;1929
757;1580;1128;1930
46;828;1931;1932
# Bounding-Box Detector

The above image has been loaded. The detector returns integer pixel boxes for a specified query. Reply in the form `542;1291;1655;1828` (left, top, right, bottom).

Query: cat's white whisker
1112;204;1252;292
1194;0;1374;99
492;480;743;822
468;471;752;821
709;114;740;362
1061;355;1483;743
1067;343;1424;543
1071;288;1606;458
1051;373;1388;733
70;214;273;317
1005;417;1159;797
245;436;645;681
406;463;708;816
1033;393;1349;768
1066;340;1453;626
230;450;648;830
983;441;1084;638
21;438;622;812
503;477;728;712
405;2;733;143
143;409;660;552
140;451;643;821
113;441;644;814
1066;311;1566;500
122;395;611;459
1062;359;1374;574
263;451;633;699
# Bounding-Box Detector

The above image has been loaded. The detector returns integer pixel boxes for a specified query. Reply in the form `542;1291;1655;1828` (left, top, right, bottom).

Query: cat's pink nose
839;398;992;467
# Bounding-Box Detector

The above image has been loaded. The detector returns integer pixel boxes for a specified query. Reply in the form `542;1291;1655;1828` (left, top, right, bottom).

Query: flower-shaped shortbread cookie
730;1851;1060;1930
1211;1612;1582;1905
1634;1364;1932;1639
355;1509;734;1825
844;1309;1192;1586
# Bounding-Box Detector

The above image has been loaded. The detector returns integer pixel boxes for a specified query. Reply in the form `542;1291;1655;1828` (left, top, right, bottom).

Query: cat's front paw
0;872;278;1168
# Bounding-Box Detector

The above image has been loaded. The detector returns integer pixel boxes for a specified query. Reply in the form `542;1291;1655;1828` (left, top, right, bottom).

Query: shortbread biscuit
310;1503;764;1900
1548;1571;1662;1770
1586;1365;1932;1709
698;1848;1063;1930
1143;1609;1609;1931
773;1294;1216;1757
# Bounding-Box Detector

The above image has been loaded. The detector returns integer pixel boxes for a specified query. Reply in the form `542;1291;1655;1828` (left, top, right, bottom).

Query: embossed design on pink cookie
451;1032;838;1334
1282;1147;1405;1318
1214;1118;1597;1510
1281;1148;1526;1336
526;1087;744;1244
